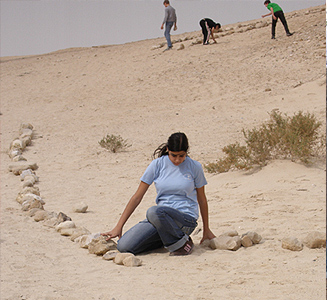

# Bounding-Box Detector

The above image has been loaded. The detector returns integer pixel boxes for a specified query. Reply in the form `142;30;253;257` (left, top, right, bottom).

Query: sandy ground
1;5;326;300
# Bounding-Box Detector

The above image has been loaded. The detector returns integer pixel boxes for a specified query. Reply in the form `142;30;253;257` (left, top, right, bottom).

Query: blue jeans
117;206;197;254
164;21;174;48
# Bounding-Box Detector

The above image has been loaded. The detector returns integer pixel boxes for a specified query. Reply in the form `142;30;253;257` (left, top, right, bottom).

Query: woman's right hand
101;182;150;241
101;226;122;241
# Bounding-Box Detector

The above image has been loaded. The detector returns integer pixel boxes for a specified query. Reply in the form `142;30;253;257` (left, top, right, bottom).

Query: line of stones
7;123;142;267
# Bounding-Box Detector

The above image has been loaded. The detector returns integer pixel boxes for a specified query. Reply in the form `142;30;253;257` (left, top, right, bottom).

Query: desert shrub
205;142;251;173
205;111;325;173
98;134;131;153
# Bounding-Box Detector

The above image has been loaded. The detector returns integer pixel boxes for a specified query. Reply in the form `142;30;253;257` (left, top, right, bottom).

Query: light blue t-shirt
140;155;207;219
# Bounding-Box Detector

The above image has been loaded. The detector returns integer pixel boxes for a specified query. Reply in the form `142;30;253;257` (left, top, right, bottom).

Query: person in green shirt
262;0;293;39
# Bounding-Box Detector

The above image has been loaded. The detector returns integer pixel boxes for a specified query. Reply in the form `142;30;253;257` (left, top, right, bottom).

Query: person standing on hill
199;18;221;45
261;0;293;39
161;0;177;51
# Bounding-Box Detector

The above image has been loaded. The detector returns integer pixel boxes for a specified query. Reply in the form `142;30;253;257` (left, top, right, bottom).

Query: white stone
20;194;43;205
177;44;185;50
20;135;32;146
34;210;51;222
28;208;43;217
88;237;117;255
22;180;34;188
57;212;72;223
24;174;38;183
103;251;118;260
12;155;27;162
210;235;242;251
9;162;38;175
79;233;101;248
21;174;38;187
282;237;303;251
16;187;40;204
114;253;134;265
55;221;76;232
22;197;44;211
9;149;22;159
20;186;40;195
20;123;33;131
20;169;35;180
303;231;326;249
42;217;59;228
10;139;24;150
243;231;262;244
70;227;91;241
60;228;77;236
19;128;33;138
123;256;142;267
241;235;253;247
73;202;88;213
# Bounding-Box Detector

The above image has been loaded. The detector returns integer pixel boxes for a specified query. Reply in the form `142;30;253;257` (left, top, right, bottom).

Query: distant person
101;132;216;256
261;0;293;39
161;0;177;51
199;18;221;45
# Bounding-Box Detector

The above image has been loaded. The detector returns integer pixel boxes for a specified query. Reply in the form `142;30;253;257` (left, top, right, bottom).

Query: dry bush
205;111;326;173
98;134;131;153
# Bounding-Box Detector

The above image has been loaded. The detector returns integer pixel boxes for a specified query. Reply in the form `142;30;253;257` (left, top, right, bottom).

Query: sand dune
1;5;326;300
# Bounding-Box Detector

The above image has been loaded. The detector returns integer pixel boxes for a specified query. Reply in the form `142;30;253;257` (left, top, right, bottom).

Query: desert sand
1;5;326;300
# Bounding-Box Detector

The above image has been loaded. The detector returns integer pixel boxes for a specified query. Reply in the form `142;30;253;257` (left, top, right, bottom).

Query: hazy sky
0;0;324;57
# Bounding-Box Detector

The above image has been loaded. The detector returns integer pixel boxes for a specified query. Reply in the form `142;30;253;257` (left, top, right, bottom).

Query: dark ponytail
153;132;189;158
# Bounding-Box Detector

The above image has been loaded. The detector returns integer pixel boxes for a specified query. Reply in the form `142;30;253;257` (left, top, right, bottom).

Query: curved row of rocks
7;123;142;267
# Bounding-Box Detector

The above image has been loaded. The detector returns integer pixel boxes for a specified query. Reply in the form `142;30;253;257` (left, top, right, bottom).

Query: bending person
199;18;221;45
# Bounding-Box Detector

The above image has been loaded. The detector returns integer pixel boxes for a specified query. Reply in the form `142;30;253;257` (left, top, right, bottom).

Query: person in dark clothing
199;18;221;45
261;0;293;39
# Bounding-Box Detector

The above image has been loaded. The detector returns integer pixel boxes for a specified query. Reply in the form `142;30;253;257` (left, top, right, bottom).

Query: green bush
205;111;325;173
98;134;131;153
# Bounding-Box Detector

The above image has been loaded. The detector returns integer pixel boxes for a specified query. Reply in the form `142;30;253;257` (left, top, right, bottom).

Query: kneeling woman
101;132;215;256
